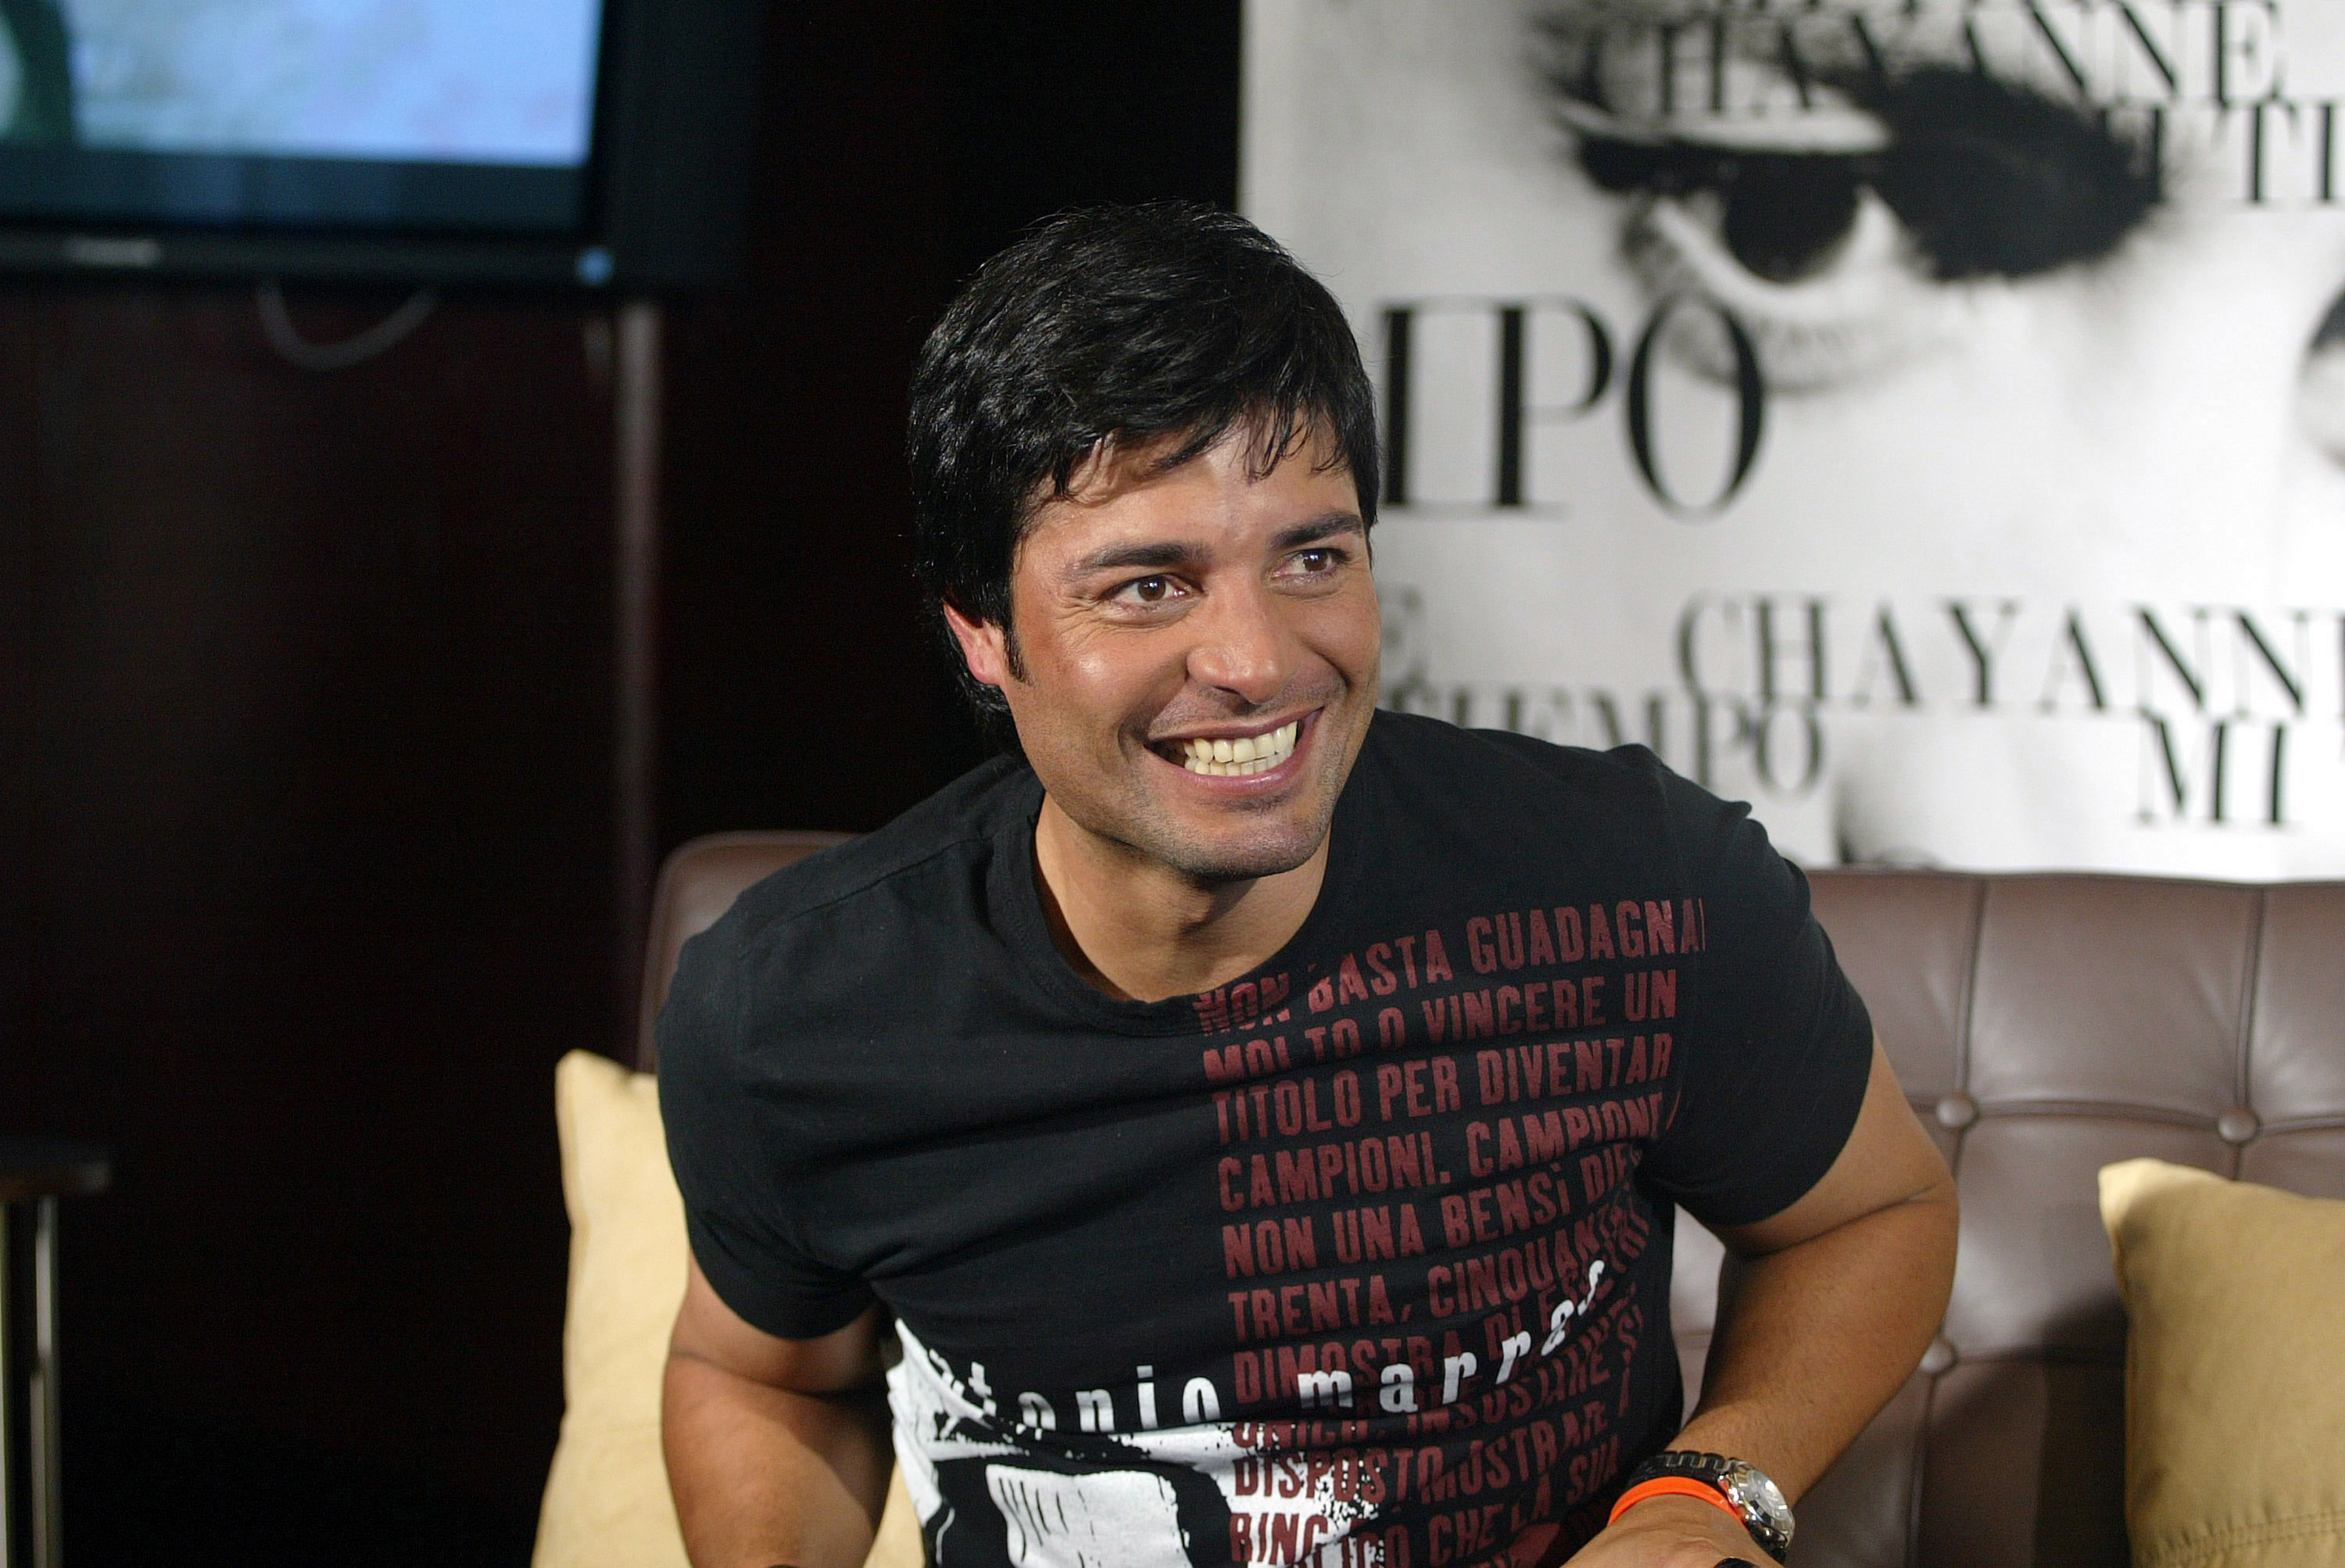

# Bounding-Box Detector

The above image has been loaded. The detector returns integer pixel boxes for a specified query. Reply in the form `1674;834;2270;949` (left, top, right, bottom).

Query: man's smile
1154;716;1305;778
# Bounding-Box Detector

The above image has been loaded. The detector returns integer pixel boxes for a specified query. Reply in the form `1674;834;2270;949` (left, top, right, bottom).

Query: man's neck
1031;797;1330;1004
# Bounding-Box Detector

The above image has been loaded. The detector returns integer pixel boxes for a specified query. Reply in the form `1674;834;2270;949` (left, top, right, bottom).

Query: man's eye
1295;549;1337;572
1117;575;1179;604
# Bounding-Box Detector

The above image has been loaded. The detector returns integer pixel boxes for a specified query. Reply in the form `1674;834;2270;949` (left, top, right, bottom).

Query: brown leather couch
639;838;2345;1568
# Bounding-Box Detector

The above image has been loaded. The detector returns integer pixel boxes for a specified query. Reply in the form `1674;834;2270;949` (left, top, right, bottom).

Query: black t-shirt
659;710;1872;1568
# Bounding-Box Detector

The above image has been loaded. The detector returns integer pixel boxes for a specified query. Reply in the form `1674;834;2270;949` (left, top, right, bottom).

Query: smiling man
657;204;1957;1568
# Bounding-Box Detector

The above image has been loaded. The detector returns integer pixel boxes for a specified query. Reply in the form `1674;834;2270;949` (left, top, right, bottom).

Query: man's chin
1129;750;1357;883
1144;814;1331;885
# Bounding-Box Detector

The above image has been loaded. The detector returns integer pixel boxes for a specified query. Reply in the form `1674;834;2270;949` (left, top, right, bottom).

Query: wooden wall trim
614;299;664;1057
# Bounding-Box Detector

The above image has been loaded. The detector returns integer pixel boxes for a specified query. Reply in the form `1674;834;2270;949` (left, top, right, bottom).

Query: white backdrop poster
1244;0;2345;873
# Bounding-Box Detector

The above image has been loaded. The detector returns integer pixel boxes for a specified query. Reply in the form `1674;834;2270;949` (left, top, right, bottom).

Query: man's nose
1184;583;1294;705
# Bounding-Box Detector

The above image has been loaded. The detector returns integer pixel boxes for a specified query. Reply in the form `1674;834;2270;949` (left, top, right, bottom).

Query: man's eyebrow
1062;514;1365;579
1269;513;1367;553
1064;540;1196;578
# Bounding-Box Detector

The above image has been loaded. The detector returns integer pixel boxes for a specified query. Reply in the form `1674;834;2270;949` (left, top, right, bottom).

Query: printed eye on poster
1244;0;2345;875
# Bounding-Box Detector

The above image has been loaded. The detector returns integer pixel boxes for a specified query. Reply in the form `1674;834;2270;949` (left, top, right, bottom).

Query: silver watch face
1720;1461;1795;1534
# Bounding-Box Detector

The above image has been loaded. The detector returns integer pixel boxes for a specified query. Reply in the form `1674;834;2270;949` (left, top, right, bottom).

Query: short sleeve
1642;773;1874;1229
657;923;877;1340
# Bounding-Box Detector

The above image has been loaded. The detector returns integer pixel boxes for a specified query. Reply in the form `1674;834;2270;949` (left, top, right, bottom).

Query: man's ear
941;600;1014;690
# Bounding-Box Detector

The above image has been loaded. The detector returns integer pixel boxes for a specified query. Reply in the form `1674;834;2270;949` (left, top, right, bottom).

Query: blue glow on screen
3;0;606;166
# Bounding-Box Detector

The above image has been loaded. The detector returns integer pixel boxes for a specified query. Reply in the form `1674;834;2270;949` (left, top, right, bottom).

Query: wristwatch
1613;1450;1794;1562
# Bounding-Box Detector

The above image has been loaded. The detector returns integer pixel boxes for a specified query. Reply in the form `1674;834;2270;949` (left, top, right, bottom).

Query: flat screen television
0;0;766;288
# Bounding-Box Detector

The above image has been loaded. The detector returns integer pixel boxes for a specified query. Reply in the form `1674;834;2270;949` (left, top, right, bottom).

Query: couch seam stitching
2141;1508;2345;1568
1955;875;1985;1114
2232;886;2267;1178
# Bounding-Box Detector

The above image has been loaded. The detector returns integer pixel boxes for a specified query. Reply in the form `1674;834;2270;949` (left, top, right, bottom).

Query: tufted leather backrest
1667;870;2345;1568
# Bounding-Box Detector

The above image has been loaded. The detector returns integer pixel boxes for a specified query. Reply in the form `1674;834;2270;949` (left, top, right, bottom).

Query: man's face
947;428;1381;883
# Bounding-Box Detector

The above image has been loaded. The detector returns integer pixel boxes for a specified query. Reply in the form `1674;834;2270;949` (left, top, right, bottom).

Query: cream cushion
2099;1158;2345;1568
535;1049;921;1568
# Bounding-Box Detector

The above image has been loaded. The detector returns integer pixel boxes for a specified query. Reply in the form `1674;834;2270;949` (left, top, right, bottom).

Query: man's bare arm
1572;1037;1960;1564
664;1255;893;1568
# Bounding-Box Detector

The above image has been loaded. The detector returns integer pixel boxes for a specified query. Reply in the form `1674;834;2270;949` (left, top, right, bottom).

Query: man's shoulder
687;753;1033;972
1354;709;1749;877
656;758;1039;1119
1362;708;1682;814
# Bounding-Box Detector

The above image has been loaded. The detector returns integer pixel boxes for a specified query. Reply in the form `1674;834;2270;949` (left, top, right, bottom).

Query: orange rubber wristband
1606;1475;1743;1529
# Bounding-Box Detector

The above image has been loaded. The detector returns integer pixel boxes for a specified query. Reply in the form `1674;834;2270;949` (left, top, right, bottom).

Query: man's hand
1567;1494;1770;1568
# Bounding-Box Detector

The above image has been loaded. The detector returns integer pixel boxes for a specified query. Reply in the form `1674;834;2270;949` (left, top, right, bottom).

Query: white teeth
1176;720;1303;777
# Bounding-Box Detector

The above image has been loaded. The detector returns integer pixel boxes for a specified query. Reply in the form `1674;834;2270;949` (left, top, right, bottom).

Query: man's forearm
1564;1042;1957;1566
662;1351;894;1568
1674;1181;1959;1499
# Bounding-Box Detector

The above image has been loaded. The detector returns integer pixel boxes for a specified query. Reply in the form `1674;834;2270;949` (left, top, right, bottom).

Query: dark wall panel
943;2;1243;288
661;0;957;844
22;290;615;1564
0;304;37;1134
659;0;1243;842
